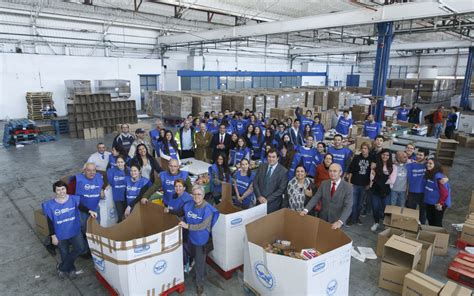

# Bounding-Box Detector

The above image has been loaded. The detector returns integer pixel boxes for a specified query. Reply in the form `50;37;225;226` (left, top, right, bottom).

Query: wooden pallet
456;238;474;250
447;251;474;288
206;256;243;280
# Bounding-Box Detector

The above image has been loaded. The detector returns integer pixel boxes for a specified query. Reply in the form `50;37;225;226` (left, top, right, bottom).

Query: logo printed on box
153;260;167;275
312;261;326;275
326;279;337;296
93;256;105;272
134;244;151;254
254;262;275;290
230;217;243;227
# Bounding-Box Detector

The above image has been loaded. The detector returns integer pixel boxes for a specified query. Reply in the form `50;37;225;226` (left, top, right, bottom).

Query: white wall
0;53;161;120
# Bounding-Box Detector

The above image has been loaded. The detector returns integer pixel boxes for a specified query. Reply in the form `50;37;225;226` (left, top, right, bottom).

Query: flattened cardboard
86;203;183;296
439;280;473;296
402;270;444;296
420;225;450;256
34;209;49;237
383;235;422;270
376;228;405;257
384;205;420;233
209;188;267;272
379;261;411;294
243;209;352;296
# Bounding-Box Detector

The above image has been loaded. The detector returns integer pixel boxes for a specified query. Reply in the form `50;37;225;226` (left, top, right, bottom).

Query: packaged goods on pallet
264;94;276;116
95;79;131;98
269;108;295;120
222;93;253;113
148;92;192;119
419;79;440;92
253;95;265;115
389;79;405;88
189;93;222;114
274;92;305;108
314;89;328;110
327;91;347;110
64;80;92;98
398;89;415;106
304;89;315;107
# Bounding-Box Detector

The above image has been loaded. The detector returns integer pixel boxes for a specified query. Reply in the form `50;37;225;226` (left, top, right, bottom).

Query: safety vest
42;195;81;240
184;201;219;246
75;173;103;210
424;172;451;207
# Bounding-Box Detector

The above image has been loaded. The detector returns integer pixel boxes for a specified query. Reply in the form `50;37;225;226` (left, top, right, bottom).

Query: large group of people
43;106;453;295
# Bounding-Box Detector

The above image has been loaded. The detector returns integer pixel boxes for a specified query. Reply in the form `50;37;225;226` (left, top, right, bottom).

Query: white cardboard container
99;187;118;227
209;202;267;272
243;209;352;296
385;95;402;108
87;203;183;296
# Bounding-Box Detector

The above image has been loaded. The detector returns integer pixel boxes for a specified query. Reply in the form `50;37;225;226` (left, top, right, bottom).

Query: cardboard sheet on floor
243;209;352;296
209;182;267;272
86;203;183;296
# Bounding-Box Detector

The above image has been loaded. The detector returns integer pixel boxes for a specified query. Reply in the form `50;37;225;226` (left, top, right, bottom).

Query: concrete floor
1;118;473;296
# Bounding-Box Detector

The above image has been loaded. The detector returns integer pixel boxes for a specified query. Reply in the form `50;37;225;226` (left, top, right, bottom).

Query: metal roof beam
158;1;474;46
290;40;474;55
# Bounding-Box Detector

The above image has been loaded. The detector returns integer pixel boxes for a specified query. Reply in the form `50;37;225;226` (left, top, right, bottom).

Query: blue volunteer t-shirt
397;108;409;121
312;123;325;142
75;173;103;211
234;171;256;207
107;167;128;202
335;117;353;136
363;121;381;140
125;176;150;206
327;146;353;172
42;195;81;240
406;162;426;193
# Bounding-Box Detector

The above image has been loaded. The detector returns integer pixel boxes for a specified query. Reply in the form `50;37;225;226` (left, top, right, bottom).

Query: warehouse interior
1;0;474;295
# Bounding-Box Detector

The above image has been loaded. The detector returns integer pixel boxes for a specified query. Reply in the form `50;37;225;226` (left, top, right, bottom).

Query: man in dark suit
300;163;353;229
289;119;303;146
253;149;289;214
211;124;231;162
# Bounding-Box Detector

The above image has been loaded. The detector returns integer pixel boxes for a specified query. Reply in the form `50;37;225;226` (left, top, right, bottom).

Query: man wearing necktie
87;142;111;172
300;163;353;229
211;124;231;162
253;149;289;214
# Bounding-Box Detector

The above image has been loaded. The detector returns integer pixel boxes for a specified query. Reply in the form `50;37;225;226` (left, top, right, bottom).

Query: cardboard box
379;261;411;294
209;184;267;272
384;205;420;233
243;209;352;296
470;191;474;213
34;209;49;237
420;225;450;256
408;236;434;273
383;235;422;270
458;114;474;134
376;228;405;257
461;219;474;245
379;235;422;294
86;203;183;295
402;270;444;296
440;280;473;296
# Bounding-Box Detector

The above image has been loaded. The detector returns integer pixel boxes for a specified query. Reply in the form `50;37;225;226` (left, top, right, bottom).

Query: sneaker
356;218;363;225
346;219;353;226
56;265;66;281
69;269;84;279
189;260;195;272
370;223;379;232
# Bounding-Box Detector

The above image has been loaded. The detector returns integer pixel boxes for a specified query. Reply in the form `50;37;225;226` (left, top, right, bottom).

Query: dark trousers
79;208;100;252
180;150;194;159
445;126;455;139
406;192;426;224
371;193;387;224
351;185;366;222
184;240;207;287
114;201;126;222
57;233;86;272
425;204;446;227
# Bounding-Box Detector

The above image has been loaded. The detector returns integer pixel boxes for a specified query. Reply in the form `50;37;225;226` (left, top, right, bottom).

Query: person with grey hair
391;151;408;207
300;163;353;230
177;185;219;296
175;119;195;159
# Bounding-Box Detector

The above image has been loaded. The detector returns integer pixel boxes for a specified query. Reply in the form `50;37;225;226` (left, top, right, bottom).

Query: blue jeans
79;208;100;252
57;233;86;273
390;191;406;207
433;123;443;138
371;193;388;224
351;185;366;221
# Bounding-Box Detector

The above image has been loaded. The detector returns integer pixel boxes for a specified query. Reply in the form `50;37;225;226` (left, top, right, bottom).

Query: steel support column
461;47;474;110
371;22;394;122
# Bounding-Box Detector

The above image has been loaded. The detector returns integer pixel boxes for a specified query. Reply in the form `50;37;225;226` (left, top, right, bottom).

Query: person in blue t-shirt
106;155;129;222
43;181;92;280
312;116;325;142
178;185;219;296
164;179;193;215
160;130;180;164
233;159;256;209
149;119;164;157
363;114;382;140
250;126;264;160
295;107;315;134
405;143;417;162
231;112;248;136
123;164;151;218
335;110;353;137
327;134;353;173
396;104;410;122
291;135;319;178
424;158;451;227
445;106;458;139
206;118;220;135
209;153;233;204
406;148;428;224
108;144;130;169
230;137;251;166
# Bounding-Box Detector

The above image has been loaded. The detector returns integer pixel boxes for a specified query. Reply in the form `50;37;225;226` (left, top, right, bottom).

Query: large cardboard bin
86;203;183;296
243;209;352;295
209;200;267;272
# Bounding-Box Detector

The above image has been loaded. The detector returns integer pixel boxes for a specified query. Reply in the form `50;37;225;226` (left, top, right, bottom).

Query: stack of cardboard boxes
378;205;453;294
402;271;471;296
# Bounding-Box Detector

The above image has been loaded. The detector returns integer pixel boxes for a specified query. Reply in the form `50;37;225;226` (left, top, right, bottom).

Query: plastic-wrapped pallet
190;94;222;114
253;95;265;114
264;95;276;116
314;89;328;110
